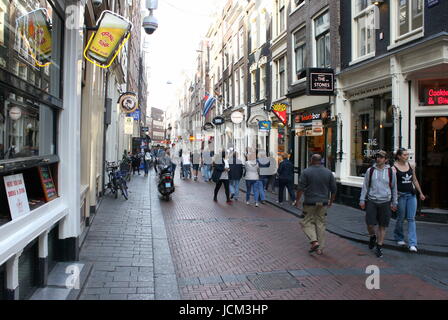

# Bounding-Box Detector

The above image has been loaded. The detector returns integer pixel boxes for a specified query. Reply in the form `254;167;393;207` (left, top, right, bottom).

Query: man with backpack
359;150;398;258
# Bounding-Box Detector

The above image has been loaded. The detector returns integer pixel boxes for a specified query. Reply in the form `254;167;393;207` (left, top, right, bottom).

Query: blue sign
427;0;439;7
259;121;271;131
130;109;140;121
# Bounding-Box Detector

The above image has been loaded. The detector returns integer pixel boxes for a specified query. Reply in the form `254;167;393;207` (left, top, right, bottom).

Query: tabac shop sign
307;68;335;96
271;103;288;125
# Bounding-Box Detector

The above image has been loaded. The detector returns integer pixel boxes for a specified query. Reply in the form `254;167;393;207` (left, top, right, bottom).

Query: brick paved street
161;173;448;300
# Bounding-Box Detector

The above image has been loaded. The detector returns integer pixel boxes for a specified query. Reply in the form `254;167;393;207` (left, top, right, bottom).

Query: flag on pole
203;93;216;117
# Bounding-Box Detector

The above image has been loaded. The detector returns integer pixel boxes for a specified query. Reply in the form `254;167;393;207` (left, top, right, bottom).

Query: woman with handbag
393;148;425;253
212;151;231;204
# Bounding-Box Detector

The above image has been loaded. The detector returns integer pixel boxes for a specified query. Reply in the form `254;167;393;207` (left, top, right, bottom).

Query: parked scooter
157;165;175;200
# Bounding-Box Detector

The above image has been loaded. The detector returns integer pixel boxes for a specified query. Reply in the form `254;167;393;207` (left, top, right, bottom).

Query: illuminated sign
426;88;448;106
271;103;288;125
16;8;52;67
84;11;132;68
118;92;139;114
295;110;330;123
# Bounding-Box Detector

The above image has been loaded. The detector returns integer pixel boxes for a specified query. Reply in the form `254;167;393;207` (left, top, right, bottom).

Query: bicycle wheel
120;179;129;200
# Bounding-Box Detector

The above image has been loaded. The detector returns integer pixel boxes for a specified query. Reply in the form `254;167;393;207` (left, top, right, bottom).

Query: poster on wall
124;117;134;134
4;174;30;220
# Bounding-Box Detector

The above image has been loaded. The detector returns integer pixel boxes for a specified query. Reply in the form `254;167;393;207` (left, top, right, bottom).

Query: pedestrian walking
277;153;296;205
244;152;263;207
131;152;141;175
143;148;151;177
192;150;201;181
229;151;244;201
201;150;212;182
212;151;231;204
178;149;184;179
296;154;337;255
182;151;192;179
393;148;425;253
359;150;398;258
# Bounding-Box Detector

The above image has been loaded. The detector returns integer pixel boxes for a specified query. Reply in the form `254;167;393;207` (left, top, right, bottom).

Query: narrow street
79;170;448;300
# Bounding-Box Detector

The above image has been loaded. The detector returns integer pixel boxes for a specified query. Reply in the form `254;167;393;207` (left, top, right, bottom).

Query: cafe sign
84;11;133;68
307;68;335;96
118;92;139;114
271;103;288;125
426;88;448;106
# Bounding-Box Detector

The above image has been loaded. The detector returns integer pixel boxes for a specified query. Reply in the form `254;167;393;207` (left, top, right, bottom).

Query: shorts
366;201;391;227
192;164;200;170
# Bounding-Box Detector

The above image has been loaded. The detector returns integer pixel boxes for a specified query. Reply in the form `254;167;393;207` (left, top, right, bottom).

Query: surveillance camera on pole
143;0;158;35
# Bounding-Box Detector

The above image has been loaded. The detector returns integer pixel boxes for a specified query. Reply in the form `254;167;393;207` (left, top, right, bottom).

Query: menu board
38;166;58;202
4;174;30;220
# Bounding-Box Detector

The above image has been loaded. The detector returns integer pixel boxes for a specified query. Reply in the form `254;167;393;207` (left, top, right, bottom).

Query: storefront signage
212;116;225;126
9;106;22;120
427;0;439;8
309;120;324;136
271;103;288;125
258;121;271;132
118;92;139;114
130;109;140;121
426;88;448;105
295;110;331;123
203;122;214;131
231;111;244;124
38;166;58;202
4;174;30;220
124;117;134;134
16;8;52;67
307;68;334;96
84;11;133;69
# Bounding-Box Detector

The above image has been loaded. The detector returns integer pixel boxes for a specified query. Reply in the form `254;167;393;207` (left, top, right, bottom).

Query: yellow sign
84;11;132;68
272;103;287;112
16;8;52;67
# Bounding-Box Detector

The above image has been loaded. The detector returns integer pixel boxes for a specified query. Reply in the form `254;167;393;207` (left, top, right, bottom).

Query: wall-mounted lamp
371;0;384;5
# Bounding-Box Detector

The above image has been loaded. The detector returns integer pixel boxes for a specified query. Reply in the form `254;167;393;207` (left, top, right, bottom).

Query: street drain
247;273;303;291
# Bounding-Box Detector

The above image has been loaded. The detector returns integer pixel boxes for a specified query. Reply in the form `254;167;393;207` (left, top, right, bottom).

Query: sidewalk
239;181;448;257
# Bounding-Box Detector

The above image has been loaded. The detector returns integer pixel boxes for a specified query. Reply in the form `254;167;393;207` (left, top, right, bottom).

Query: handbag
212;164;224;183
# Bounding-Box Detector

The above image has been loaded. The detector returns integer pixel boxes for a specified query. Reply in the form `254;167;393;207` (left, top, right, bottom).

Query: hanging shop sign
231;111;244;124
9;106;22;120
118;92;139;114
271;103;288;125
130;109;141;121
425;88;448;106
4;174;30;220
212;116;225;126
307;68;335;96
124;117;134;134
259;120;271;132
84;10;133;69
203;122;214;131
16;8;52;67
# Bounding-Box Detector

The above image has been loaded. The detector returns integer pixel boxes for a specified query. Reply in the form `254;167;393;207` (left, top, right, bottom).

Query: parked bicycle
105;161;129;200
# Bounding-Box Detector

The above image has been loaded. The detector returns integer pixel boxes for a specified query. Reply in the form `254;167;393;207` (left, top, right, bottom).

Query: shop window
419;79;448;106
351;93;393;177
0;0;64;99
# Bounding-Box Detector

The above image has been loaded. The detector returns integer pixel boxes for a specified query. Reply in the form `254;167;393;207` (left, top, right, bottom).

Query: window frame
292;25;307;81
351;1;377;62
313;10;331;68
389;0;424;49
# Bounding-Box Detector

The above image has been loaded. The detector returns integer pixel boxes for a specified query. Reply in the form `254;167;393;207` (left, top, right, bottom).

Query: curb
240;187;448;257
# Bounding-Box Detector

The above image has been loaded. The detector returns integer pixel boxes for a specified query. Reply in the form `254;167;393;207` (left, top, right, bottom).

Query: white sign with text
4;174;30;220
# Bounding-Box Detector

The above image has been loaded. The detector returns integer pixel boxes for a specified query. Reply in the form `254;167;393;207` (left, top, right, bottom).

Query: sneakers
292;200;297;206
409;246;418;252
226;200;232;205
397;241;406;246
230;194;234;199
246;201;250;205
375;244;383;258
255;202;259;207
369;235;377;249
309;242;320;253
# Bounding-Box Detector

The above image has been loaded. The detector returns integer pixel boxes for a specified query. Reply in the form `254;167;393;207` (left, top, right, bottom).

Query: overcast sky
143;0;226;112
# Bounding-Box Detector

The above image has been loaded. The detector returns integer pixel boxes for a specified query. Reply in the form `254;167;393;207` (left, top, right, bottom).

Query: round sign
9;106;22;121
212;116;225;126
118;92;138;114
231;111;244;124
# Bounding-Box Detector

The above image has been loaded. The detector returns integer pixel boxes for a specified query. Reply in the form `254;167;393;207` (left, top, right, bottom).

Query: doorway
416;117;448;212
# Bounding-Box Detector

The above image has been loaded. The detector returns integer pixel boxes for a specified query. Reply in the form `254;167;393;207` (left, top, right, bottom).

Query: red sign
271;103;288;125
426;88;448;105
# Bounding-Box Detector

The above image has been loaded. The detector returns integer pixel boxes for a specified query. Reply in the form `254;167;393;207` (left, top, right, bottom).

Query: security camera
142;13;158;35
92;0;103;7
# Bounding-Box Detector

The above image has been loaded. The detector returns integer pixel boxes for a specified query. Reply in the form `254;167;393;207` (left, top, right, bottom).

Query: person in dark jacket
277;153;296;205
229;151;244;201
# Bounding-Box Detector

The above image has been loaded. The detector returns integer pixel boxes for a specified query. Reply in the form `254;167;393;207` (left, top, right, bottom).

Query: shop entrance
416;117;448;212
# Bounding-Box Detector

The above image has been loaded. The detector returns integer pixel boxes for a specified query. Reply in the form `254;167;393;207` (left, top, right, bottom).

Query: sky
143;0;227;112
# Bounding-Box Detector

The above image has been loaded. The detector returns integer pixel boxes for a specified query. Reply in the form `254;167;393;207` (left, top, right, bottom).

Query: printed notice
4;174;30;220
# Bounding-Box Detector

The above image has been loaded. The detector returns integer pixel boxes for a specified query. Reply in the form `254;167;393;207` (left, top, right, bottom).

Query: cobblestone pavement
78;171;179;300
160;174;448;300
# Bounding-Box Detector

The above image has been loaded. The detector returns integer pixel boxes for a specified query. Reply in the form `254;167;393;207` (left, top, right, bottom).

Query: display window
418;79;448;106
350;93;393;177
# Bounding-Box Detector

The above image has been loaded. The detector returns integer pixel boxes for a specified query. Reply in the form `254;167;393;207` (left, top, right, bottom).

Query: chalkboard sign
38;166;58;202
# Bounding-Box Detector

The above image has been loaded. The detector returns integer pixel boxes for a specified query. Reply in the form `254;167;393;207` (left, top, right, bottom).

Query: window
251;18;258;52
397;0;423;37
229;76;233;106
293;27;306;80
350;93;393;177
353;1;376;59
239;69;244;104
314;11;331;68
235;69;240;105
260;65;267;100
294;0;305;8
259;12;267;46
275;56;286;99
238;28;244;59
251;70;257;103
278;0;286;35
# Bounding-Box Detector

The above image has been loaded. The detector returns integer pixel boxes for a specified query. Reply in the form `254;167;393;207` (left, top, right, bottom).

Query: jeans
278;179;295;202
394;192;418;246
256;180;265;201
229;179;241;199
183;164;191;179
202;164;212;181
143;160;149;174
246;180;264;202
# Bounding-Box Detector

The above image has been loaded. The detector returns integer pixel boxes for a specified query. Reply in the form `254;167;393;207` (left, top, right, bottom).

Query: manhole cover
247;273;303;290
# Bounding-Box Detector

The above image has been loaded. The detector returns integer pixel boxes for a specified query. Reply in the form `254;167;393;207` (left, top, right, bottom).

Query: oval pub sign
212;116;225;126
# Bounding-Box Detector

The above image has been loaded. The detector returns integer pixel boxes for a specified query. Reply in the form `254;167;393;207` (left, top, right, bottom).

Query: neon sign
426;88;448;106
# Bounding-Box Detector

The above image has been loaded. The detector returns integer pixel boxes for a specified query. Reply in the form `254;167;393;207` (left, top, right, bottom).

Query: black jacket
229;157;244;180
277;159;294;181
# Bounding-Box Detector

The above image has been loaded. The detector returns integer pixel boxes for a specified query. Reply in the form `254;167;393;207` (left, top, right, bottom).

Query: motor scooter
157;164;175;200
